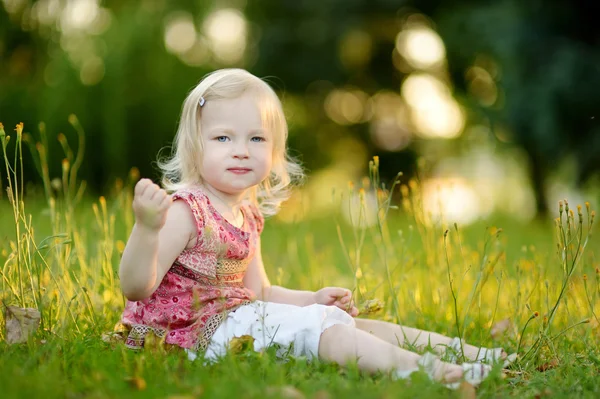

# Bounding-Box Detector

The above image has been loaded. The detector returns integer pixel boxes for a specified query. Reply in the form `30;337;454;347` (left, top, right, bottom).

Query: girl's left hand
314;287;359;317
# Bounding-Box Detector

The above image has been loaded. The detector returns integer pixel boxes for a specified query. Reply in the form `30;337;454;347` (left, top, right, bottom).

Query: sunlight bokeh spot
31;0;61;26
421;177;481;225
401;73;464;139
324;89;370;126
164;12;197;55
466;66;497;106
61;0;99;32
79;55;104;85
203;8;247;65
369;91;411;151
341;190;379;229
2;0;27;14
396;26;446;70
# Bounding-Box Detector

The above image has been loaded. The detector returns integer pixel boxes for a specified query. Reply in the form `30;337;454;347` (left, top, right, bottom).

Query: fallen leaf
490;318;511;340
536;358;559;372
458;381;476;399
101;331;125;344
4;305;41;344
125;376;147;390
359;299;384;315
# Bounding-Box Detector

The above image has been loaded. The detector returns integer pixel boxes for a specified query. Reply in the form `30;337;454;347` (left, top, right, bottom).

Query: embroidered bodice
120;187;263;350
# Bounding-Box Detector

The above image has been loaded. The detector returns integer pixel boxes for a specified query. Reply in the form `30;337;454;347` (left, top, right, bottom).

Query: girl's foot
394;352;491;389
446;337;517;367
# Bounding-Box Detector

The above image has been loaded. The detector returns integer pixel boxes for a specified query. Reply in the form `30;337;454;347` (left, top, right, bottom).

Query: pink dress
120;187;262;351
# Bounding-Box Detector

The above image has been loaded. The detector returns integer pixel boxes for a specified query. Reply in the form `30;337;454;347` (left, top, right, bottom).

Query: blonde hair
157;68;304;216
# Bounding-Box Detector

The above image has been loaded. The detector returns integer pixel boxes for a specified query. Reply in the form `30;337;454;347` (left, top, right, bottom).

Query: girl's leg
318;324;464;383
354;318;506;361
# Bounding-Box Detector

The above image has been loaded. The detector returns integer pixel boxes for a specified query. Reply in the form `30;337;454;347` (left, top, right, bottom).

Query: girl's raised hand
315;287;359;317
132;178;173;231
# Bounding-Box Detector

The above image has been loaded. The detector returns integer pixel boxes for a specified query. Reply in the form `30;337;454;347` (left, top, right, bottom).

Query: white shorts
188;301;355;362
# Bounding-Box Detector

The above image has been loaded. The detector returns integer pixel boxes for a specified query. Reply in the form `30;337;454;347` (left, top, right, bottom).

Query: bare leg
318;324;463;382
354;318;506;361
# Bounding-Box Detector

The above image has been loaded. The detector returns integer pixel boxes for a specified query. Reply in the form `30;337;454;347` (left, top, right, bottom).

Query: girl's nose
232;142;249;158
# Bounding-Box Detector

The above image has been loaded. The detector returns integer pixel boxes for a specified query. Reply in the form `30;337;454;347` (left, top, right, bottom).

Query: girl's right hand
132;178;173;231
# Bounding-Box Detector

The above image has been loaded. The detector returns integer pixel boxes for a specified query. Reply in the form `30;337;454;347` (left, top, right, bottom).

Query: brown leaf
101;331;125;344
359;299;384;315
458;381;476;399
490;318;511;340
125;376;147;391
536;358;559;372
4;305;41;344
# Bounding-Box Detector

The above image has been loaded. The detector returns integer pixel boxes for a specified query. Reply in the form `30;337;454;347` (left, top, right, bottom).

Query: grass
1;120;600;398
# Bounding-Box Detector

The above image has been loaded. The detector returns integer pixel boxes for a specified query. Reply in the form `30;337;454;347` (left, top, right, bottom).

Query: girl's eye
251;136;265;142
216;136;229;142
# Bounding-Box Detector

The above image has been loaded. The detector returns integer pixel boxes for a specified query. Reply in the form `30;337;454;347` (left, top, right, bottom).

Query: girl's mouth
227;168;251;175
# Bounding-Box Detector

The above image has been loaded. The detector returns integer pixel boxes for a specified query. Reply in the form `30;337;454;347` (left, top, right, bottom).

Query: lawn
1;123;599;398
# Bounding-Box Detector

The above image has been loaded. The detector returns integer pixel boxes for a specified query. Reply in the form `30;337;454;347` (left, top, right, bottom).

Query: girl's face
199;91;274;197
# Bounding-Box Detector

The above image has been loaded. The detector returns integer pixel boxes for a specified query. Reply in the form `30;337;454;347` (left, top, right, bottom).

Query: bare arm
119;179;196;301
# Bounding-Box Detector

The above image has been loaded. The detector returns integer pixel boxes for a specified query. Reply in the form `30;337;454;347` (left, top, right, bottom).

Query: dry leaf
536;358;559;372
101;331;125;344
490;318;511;340
458;381;476;399
125;376;147;390
359;299;384;315
4;305;41;344
266;386;305;399
228;334;255;354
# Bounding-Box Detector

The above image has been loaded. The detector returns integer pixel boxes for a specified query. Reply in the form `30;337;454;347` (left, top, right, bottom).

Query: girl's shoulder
242;199;264;234
170;187;211;228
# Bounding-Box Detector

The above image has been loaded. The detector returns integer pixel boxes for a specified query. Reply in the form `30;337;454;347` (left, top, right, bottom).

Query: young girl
118;68;512;388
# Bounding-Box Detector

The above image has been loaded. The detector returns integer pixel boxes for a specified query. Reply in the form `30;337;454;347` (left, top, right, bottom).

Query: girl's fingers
134;178;151;196
160;194;172;208
333;301;359;317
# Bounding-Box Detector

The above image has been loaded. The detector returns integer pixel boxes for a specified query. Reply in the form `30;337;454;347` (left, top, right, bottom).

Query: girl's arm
119;180;196;301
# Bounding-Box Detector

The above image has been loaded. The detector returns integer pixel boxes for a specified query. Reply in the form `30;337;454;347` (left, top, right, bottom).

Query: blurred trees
1;0;599;216
430;0;600;215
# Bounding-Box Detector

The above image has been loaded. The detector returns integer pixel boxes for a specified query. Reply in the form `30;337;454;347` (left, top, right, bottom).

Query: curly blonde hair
157;68;304;216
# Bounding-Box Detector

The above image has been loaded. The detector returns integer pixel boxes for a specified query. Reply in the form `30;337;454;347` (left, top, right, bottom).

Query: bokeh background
2;0;600;226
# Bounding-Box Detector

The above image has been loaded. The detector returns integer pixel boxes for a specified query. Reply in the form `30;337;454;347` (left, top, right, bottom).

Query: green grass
1;121;600;398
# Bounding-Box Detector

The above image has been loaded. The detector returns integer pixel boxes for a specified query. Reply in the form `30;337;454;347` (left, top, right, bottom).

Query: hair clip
199;96;206;107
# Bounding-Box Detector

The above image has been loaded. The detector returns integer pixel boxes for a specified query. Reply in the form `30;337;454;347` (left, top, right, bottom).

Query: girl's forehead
201;92;276;130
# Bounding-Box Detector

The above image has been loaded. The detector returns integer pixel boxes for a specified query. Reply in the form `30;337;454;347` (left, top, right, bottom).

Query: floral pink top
120;187;263;351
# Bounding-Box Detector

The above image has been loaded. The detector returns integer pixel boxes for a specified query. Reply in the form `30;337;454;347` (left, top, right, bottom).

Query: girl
118;68;512;388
